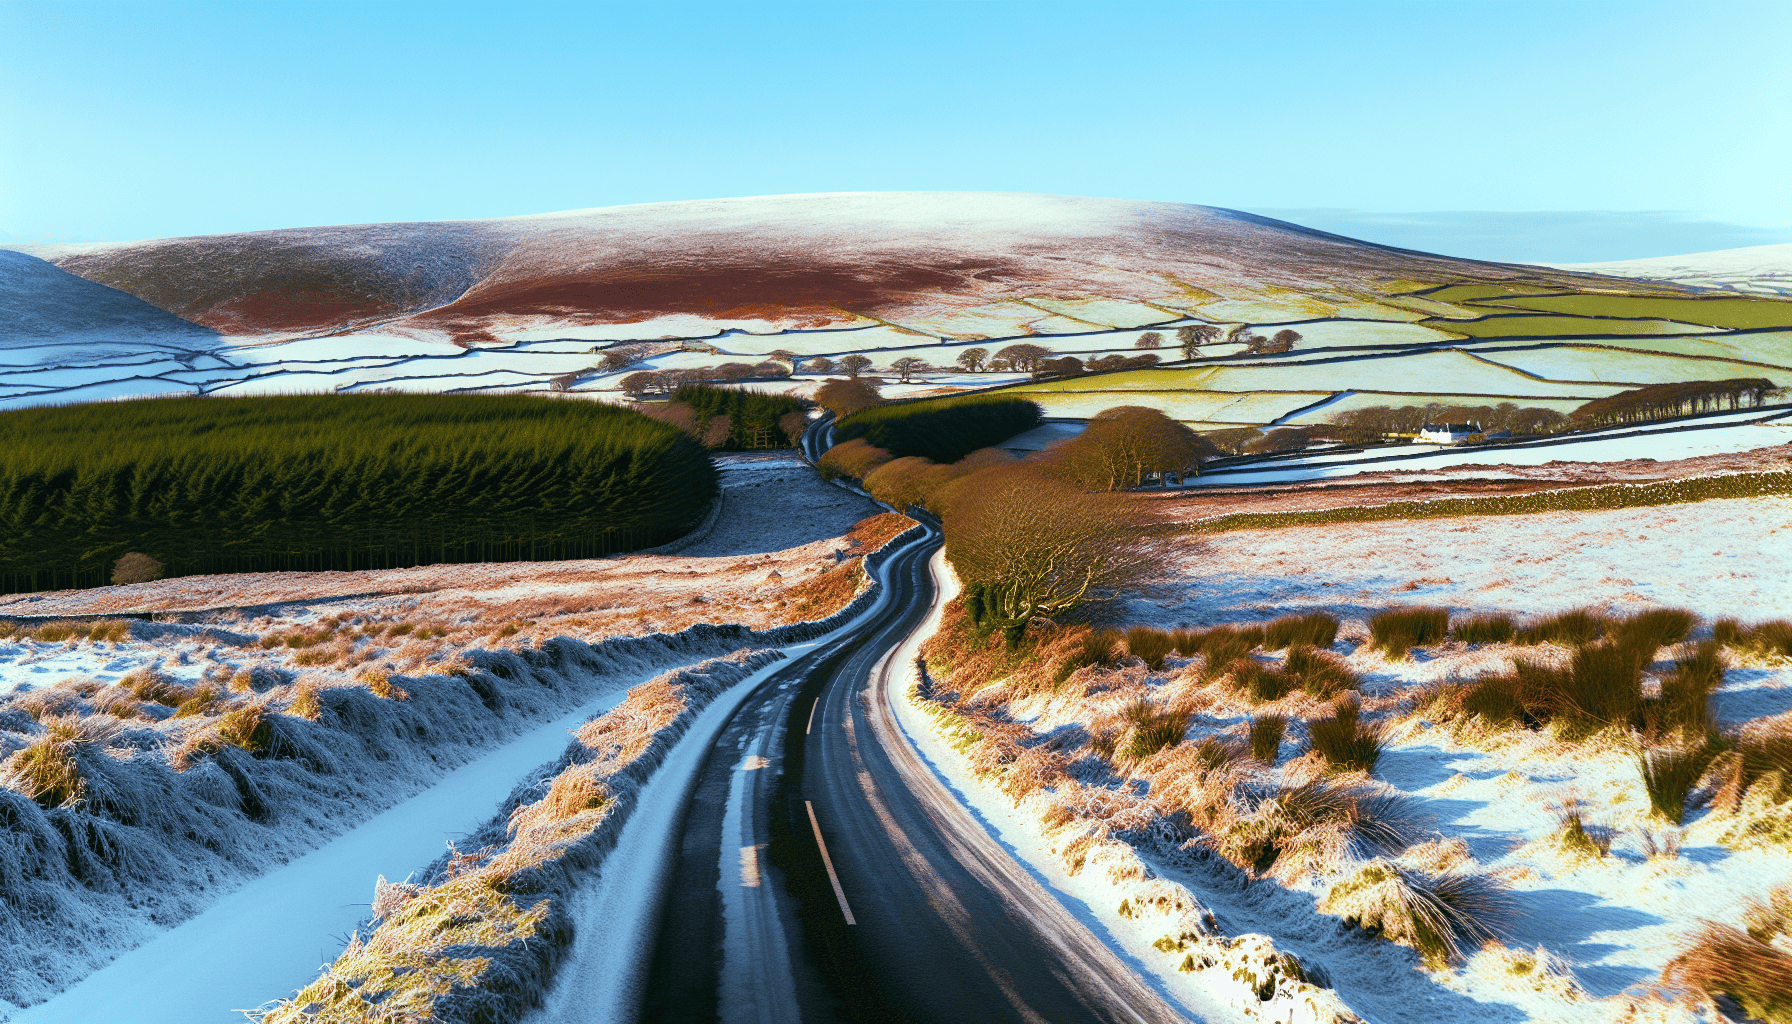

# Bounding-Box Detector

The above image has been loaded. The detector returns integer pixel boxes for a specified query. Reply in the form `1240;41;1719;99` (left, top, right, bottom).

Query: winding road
620;519;1201;1024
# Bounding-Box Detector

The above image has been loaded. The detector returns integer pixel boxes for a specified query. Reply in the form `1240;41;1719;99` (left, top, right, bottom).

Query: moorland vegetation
0;394;717;592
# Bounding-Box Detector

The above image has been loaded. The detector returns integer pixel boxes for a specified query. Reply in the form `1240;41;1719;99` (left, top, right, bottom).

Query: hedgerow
834;395;1042;464
1186;471;1792;535
0;394;718;592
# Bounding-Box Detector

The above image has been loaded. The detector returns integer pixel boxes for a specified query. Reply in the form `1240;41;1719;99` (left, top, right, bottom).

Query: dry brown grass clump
1321;858;1509;966
1452;613;1515;644
1514;606;1608;647
1214;779;1425;882
1368;606;1450;660
1;715;102;807
1125;628;1177;671
1666;884;1792;1024
1262;612;1339;652
1249;715;1287;763
1308;695;1384;774
1283;644;1358;698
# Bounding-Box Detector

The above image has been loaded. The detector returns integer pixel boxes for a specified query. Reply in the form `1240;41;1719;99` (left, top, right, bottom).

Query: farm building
1416;422;1482;444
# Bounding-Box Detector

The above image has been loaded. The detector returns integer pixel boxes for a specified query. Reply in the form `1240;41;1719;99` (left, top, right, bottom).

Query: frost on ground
0;459;905;1011
907;494;1792;1023
0;455;889;697
1131;494;1792;626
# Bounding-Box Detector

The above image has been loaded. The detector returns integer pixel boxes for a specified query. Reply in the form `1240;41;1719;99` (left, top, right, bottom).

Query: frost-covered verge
254;649;782;1024
906;572;1792;1022
0;521;924;1009
901;617;1364;1024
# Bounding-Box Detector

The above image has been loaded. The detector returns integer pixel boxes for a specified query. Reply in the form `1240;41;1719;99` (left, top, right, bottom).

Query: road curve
636;520;1208;1023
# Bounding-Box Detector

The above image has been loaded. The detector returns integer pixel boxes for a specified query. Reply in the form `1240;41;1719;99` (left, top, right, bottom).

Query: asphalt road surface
638;522;1202;1024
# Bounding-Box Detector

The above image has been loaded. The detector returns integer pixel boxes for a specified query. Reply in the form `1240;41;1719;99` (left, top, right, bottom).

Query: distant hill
5;192;1789;419
1549;242;1792;298
8;192;1641;345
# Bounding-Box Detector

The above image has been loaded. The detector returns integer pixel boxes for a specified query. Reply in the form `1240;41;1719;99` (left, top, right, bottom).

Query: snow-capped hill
0;248;217;354
10;191;1620;345
1550;241;1792;297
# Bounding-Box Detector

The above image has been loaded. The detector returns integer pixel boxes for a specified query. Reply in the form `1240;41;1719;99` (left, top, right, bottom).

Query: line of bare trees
1571;379;1783;428
1327;402;1573;442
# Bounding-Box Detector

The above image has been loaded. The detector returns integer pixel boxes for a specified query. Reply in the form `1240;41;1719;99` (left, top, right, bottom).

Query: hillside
4;193;1789;420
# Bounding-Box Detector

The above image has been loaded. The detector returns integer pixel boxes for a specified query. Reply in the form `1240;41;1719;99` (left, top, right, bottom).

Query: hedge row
834;395;1043;464
0;394;717;593
1183;471;1792;534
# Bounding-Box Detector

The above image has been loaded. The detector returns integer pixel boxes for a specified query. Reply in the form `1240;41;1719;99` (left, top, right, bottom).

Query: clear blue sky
2;0;1788;262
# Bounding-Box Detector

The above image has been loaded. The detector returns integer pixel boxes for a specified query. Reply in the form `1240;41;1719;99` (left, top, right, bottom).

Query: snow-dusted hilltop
10;191;1623;345
1550;241;1792;298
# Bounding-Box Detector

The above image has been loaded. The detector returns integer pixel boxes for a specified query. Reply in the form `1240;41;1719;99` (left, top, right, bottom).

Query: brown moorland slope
12;192;1663;344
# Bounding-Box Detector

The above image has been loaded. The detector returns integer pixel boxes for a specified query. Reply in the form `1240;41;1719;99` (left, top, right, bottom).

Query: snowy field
909;487;1792;1022
1134;494;1792;627
1184;414;1792;487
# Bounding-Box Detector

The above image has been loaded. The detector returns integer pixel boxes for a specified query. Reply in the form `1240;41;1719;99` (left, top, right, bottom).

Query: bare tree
599;344;649;373
1046;406;1216;490
753;360;791;378
1135;331;1164;349
945;466;1155;645
993;343;1048;373
714;362;756;382
814;377;885;417
769;348;801;373
840;354;874;378
112;552;164;585
806;355;836;375
957;347;990;372
1176;324;1222;359
891;356;929;383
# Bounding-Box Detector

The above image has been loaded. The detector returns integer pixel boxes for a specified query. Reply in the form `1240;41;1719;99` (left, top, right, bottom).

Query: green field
1420;314;1716;338
1475;293;1792;330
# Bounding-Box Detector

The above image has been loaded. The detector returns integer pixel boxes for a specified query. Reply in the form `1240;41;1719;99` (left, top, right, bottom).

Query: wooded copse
647;384;807;450
0;394;718;593
833;395;1043;464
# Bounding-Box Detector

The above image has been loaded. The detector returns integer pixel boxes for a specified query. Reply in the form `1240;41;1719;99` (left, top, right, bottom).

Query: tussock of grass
1550;797;1613;859
1653;640;1725;737
1120;700;1190;761
1230;659;1292;703
1185;625;1263;678
1308;696;1383;774
1753;621;1792;658
1515;607;1608;647
1612;608;1697;652
1125;627;1177;671
1666;917;1792;1023
1262;613;1339;652
1214;779;1424;880
1715;617;1749;648
1452;613;1515;645
1249;715;1286;763
1639;744;1717;824
1284;644;1358;697
1369;606;1449;660
1320;859;1509;966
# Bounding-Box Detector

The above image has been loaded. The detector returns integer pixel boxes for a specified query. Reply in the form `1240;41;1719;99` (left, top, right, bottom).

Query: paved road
637;523;1201;1023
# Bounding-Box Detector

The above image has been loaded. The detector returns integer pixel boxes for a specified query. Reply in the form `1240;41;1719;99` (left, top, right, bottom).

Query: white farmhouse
1417;422;1482;444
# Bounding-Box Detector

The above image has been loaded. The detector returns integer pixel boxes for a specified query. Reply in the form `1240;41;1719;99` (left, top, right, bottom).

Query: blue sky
2;0;1788;262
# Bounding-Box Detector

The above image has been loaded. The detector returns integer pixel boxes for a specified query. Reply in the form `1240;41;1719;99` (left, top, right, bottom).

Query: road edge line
805;800;856;925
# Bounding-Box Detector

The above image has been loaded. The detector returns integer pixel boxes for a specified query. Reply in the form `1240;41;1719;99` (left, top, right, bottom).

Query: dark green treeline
670;384;805;450
0;393;718;593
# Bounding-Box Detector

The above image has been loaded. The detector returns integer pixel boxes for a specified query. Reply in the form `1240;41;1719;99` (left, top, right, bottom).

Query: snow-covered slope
0;249;217;356
1549;242;1792;298
11;192;1623;344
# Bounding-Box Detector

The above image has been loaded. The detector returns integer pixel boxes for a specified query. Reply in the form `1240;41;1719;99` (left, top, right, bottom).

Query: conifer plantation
0;394;718;592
